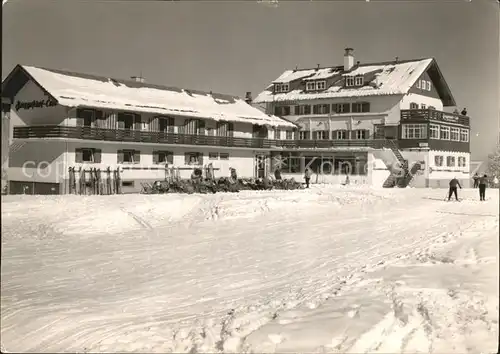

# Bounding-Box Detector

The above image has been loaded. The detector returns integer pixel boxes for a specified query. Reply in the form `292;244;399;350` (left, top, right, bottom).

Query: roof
255;58;456;106
1;65;296;128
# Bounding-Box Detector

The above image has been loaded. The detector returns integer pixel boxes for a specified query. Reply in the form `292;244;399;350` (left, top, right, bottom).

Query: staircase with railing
383;140;414;188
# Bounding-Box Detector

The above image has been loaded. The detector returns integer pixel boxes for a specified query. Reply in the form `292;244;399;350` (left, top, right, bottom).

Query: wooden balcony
401;109;470;127
13;125;398;150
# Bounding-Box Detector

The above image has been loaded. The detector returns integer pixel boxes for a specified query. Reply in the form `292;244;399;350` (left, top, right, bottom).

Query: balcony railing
13;125;397;150
401;109;470;127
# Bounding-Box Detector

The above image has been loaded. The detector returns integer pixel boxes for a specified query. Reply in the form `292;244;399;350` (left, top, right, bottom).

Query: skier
448;177;462;201
304;168;312;188
478;174;488;201
472;172;480;188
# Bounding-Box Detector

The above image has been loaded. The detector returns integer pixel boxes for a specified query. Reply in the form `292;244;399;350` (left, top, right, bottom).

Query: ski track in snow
1;186;498;353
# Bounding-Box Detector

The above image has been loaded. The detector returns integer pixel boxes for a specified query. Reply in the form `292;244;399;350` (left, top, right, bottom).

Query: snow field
1;186;498;353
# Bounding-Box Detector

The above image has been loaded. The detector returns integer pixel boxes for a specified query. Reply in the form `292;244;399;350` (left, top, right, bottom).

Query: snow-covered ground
1;186;498;353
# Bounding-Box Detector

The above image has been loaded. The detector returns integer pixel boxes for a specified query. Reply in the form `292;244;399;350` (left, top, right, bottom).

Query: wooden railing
400;109;470;127
13;125;398;150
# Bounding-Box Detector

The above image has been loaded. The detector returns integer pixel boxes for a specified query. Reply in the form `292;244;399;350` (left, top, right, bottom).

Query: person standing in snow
304;168;312;188
448;177;462;201
478;174;488;201
472;172;480;188
274;168;282;181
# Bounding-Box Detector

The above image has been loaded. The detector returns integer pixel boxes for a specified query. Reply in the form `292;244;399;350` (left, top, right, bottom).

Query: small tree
486;146;500;181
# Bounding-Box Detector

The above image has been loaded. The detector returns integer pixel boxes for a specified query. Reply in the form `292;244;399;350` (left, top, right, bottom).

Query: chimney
344;48;354;71
316;64;320;70
130;75;145;83
245;91;253;104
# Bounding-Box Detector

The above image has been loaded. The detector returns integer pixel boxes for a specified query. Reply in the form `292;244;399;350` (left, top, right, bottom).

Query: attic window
275;84;289;93
345;76;364;87
305;82;316;91
316;81;326;90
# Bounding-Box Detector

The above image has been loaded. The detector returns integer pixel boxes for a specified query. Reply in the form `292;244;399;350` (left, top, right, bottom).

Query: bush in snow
486;146;500;184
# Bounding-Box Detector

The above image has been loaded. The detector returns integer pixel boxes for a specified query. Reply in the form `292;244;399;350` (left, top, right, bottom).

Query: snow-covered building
1;65;297;194
253;48;471;188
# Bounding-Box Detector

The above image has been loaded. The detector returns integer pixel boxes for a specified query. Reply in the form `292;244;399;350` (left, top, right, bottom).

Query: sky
2;0;499;161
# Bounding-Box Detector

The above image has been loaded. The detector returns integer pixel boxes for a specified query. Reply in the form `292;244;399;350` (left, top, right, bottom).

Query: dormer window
306;82;316;91
274;83;289;93
316;81;326;90
345;75;364;87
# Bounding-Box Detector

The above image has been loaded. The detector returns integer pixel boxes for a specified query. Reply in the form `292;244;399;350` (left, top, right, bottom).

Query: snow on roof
21;66;296;128
255;58;433;104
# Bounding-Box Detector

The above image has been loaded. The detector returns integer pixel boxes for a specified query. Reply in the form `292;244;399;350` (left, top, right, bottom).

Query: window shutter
178;124;185;135
228;122;234;137
362;102;370;112
351;130;357;139
75;148;83;163
184;153;190;165
198;153;204;166
94;149;102;163
117;150;124;163
198;120;206;135
294;106;300;115
166;151;174;164
152;151;159;164
133;150;140;163
312;131;318;140
343;103;350;113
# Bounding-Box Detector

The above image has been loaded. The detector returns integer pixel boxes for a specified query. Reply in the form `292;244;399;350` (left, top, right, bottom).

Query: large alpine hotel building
1;48;471;194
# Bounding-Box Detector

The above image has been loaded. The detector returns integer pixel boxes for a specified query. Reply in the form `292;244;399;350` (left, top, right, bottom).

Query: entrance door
255;154;267;178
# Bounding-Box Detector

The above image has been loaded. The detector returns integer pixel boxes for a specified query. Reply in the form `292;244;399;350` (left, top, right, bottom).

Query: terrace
13;125;396;150
400;109;470;127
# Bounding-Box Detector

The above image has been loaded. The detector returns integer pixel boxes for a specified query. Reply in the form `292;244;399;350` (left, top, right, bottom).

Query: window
450;127;460;141
313;104;330;114
354;130;369;139
122;181;134;187
434;155;444;166
430;124;440;139
332;103;350;113
295;105;309;115
286;130;293;140
118;149;140;164
274;83;289;93
460;129;469;142
274;128;281;140
209;152;218;160
77;109;95;127
458;156;467;167
299;131;309;140
304;105;311;115
274;106;290;116
355;76;364;86
426;81;431;91
216;121;234;136
345;76;355;87
421;104;426;109
75;148;101;163
401;124;427;139
446;156;455;167
158;117;175;133
440;126;450;140
117;113;137;130
184;152;203;166
410;102;419;109
416;81;421;89
306;82;316;91
153;150;173;164
352;102;370;113
316;131;329;140
219;153;229;160
316;81;326;90
335;130;348;140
